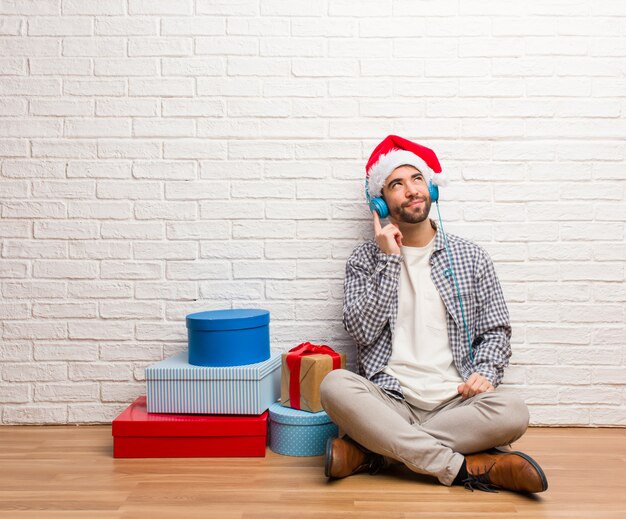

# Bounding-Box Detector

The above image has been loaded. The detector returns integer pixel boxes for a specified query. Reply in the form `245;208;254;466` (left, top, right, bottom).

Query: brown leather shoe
463;450;548;493
324;436;386;479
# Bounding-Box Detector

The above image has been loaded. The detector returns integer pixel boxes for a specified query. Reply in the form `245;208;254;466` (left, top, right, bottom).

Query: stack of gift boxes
112;309;345;459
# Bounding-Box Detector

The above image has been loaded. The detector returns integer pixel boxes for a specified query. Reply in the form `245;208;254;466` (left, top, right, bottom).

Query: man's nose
405;182;420;197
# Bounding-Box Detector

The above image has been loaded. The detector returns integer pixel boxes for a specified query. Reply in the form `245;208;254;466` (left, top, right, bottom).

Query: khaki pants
320;369;530;486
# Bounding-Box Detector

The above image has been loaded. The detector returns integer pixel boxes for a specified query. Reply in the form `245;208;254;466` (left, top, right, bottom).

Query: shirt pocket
456;290;476;333
423;290;448;331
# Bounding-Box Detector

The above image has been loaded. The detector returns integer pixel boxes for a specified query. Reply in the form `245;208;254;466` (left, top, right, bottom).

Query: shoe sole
508;450;549;492
324;436;334;479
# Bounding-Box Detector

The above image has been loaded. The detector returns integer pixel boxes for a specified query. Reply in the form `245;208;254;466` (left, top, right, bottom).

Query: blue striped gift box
146;352;281;415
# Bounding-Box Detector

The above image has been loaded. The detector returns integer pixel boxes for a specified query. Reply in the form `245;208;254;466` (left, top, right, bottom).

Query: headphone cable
434;199;475;364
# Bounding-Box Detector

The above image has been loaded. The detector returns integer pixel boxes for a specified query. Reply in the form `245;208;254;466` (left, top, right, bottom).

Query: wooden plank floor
0;426;624;518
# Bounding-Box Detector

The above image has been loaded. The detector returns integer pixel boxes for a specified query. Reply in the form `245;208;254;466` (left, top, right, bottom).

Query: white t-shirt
383;233;464;411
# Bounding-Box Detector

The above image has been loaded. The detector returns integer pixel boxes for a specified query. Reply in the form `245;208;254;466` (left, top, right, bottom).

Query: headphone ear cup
429;180;439;203
369;197;389;219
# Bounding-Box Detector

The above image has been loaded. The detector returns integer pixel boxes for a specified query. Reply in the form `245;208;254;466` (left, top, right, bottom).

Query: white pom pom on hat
365;135;447;199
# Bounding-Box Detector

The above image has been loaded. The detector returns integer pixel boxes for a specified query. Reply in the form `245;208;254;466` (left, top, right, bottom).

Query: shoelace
462;475;499;493
367;454;387;475
462;460;499;493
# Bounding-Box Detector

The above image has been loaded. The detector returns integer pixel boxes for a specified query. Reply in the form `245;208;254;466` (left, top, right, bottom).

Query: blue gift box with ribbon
186;308;270;367
268;402;338;457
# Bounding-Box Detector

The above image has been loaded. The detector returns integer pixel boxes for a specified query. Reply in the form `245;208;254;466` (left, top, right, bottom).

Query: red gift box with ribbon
280;341;346;412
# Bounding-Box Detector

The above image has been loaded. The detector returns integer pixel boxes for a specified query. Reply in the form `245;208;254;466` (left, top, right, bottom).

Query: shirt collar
429;218;446;253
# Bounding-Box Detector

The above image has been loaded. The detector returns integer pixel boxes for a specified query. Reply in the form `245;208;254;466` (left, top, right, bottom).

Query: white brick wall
1;1;625;426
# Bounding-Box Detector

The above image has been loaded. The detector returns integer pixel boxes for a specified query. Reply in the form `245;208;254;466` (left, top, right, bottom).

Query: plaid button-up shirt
342;218;512;400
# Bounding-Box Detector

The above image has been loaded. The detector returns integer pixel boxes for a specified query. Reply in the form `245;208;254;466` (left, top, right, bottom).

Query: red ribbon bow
286;341;342;410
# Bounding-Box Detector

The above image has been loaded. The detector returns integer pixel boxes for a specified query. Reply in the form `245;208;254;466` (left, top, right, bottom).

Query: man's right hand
373;210;403;255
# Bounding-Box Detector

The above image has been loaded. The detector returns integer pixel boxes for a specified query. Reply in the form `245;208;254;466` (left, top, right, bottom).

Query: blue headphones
365;174;475;364
365;176;439;218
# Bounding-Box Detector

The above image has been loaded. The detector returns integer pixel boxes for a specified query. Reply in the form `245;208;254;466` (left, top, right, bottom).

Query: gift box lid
146;351;280;381
112;396;268;437
269;402;333;426
186;308;269;331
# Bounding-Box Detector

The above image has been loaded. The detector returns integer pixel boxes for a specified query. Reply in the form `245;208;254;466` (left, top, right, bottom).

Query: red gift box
112;396;267;458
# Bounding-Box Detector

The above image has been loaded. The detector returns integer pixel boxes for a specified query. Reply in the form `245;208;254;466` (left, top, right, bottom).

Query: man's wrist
473;369;496;387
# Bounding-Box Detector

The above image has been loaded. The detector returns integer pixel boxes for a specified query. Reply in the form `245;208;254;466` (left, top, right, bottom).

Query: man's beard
392;196;432;223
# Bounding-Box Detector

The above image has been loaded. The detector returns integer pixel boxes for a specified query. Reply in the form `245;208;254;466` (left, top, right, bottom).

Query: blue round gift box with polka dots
268;402;338;457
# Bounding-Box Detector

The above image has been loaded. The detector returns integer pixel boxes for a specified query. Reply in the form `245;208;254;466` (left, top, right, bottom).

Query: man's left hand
457;372;494;399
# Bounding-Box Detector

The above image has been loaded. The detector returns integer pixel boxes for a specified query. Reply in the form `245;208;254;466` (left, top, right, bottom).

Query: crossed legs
320;369;529;486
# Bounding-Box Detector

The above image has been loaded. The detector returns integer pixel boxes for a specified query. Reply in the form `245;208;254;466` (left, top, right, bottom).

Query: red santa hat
365;135;447;199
